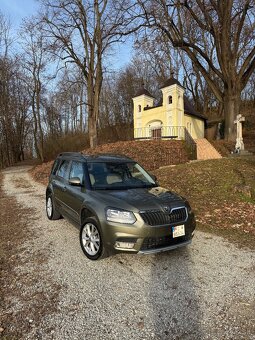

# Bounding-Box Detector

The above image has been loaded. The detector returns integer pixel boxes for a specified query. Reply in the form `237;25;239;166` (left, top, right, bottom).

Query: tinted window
57;160;70;179
51;159;60;175
87;162;156;190
70;161;84;184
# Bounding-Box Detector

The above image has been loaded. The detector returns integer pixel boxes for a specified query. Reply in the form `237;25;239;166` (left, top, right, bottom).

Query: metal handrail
134;126;185;140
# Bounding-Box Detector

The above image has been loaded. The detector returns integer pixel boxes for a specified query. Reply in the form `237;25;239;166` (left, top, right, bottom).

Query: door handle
62;186;67;192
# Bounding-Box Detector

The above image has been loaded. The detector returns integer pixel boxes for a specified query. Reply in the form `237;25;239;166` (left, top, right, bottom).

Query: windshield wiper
93;187;113;190
92;182;157;190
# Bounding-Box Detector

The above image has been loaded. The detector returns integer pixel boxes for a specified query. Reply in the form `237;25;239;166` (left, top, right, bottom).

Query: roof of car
58;152;134;163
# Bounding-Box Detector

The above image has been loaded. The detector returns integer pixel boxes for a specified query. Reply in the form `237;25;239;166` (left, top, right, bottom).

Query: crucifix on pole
234;114;245;152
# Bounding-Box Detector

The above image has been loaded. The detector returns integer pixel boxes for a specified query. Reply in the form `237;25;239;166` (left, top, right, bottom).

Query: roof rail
58;152;84;157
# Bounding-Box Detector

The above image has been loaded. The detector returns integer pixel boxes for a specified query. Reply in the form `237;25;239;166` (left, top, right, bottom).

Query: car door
64;161;86;223
54;159;71;216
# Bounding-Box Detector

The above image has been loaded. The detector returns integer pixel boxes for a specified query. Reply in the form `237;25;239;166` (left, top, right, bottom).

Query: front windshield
87;161;157;190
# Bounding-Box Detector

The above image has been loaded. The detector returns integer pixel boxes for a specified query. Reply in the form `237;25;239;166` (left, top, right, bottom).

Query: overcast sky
0;0;132;69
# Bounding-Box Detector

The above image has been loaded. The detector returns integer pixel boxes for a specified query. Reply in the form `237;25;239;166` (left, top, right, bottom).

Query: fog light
115;241;135;249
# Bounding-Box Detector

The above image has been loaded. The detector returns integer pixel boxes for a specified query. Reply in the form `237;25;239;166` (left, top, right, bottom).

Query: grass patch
155;157;255;249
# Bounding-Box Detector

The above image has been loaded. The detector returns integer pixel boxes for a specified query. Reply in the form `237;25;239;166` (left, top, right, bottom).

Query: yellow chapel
132;76;206;140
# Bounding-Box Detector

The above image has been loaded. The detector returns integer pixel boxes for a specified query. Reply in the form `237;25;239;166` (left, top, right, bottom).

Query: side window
168;95;172;104
51;159;60;175
70;161;84;184
57;160;70;180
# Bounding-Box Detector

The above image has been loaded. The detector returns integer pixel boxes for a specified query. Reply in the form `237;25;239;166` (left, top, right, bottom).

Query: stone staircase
195;138;222;160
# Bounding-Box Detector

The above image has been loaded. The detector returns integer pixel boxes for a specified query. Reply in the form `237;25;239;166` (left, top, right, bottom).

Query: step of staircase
195;138;222;160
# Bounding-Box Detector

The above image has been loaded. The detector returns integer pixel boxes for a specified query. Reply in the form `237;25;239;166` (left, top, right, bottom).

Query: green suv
46;152;196;260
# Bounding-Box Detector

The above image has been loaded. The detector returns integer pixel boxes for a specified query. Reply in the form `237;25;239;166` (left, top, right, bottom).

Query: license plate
172;225;185;238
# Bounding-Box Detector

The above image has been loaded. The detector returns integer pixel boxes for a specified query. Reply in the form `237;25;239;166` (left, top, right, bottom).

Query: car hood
91;186;184;212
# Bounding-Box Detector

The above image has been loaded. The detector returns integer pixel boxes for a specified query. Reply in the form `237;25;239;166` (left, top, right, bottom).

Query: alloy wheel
81;223;101;256
47;197;53;218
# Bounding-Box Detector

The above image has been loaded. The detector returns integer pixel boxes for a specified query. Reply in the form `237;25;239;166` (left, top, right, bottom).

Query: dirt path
1;166;255;340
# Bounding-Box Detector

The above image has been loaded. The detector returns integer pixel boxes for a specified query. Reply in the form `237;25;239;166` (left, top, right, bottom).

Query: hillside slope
82;140;189;169
211;128;255;157
31;140;189;185
154;156;255;247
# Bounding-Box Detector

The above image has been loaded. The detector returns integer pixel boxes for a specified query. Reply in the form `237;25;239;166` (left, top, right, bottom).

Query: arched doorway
147;120;163;139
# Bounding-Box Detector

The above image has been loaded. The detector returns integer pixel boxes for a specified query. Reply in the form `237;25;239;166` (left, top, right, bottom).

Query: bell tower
160;72;184;127
132;84;154;133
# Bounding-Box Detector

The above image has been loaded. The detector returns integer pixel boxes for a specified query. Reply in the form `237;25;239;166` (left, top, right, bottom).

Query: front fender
79;199;103;227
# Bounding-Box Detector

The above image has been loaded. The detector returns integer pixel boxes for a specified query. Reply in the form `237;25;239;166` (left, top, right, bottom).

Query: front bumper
138;239;192;254
100;211;196;254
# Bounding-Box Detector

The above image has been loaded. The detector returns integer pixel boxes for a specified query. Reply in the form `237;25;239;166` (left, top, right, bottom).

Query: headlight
106;208;136;224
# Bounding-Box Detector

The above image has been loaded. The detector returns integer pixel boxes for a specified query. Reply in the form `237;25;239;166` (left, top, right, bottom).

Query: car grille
141;235;188;251
140;207;187;226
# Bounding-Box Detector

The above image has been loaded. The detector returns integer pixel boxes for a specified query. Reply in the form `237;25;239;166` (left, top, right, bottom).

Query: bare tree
54;68;87;134
20;19;51;162
40;0;125;148
0;13;32;168
100;68;139;127
0;12;11;58
132;0;255;140
0;59;32;166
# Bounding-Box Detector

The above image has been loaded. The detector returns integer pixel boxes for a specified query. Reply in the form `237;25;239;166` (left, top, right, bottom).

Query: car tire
80;217;107;260
46;194;61;220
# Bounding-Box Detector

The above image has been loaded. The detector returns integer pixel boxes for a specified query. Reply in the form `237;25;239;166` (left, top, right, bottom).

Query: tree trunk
80;101;83;132
36;93;44;162
79;85;83;132
223;90;240;141
88;112;98;148
32;92;43;162
87;74;99;148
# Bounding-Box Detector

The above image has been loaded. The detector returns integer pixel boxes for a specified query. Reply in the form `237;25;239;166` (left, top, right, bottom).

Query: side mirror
69;177;82;186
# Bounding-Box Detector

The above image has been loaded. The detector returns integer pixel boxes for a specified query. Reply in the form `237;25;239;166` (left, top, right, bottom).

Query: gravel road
2;166;255;340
